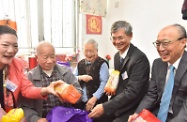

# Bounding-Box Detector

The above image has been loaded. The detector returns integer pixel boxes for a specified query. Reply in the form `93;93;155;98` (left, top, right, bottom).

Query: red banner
86;14;102;34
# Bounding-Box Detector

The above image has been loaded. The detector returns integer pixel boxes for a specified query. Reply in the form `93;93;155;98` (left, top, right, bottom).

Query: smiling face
111;28;132;54
0;34;18;69
36;43;56;71
156;26;187;64
84;43;98;63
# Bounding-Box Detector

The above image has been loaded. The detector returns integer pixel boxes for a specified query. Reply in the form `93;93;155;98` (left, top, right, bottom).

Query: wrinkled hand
128;113;139;122
56;91;67;103
86;96;97;111
57;95;65;103
79;75;93;82
41;80;64;97
88;104;104;118
37;118;48;122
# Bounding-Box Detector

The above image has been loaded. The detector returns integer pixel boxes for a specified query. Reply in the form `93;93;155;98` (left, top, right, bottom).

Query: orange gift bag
55;82;81;104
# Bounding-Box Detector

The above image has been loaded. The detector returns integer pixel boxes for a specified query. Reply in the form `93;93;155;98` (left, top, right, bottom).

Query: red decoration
132;109;161;122
105;54;111;60
86;14;102;34
28;57;37;69
0;19;17;31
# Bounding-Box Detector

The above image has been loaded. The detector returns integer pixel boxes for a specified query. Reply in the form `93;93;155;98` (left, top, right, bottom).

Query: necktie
120;57;124;67
157;65;175;122
0;70;5;109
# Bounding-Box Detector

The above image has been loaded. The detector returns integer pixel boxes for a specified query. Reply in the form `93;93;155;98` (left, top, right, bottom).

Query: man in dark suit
88;20;150;122
128;24;187;122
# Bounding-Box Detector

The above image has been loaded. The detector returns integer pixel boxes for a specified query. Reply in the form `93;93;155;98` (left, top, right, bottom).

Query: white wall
78;13;110;63
79;0;186;69
106;0;187;68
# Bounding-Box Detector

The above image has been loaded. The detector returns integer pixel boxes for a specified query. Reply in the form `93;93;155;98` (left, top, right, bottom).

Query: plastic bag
104;70;120;94
57;61;71;67
132;109;161;122
1;108;24;122
46;106;92;122
55;83;81;104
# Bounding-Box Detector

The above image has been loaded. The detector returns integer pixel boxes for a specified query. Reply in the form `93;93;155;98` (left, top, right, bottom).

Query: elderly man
73;39;109;122
128;24;187;122
18;41;82;122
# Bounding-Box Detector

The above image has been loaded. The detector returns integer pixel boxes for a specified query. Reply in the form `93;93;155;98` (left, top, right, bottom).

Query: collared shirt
73;62;109;102
40;67;61;117
120;46;130;59
119;47;130;68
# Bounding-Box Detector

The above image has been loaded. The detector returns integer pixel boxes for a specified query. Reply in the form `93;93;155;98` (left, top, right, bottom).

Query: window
0;0;78;54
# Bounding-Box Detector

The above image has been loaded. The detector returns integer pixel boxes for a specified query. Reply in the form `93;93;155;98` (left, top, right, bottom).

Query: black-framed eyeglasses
152;37;184;48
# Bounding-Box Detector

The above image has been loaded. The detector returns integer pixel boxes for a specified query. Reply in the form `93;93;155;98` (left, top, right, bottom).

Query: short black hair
0;25;17;38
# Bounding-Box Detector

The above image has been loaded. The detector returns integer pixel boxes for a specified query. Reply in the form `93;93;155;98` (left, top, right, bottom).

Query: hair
0;25;17;38
36;41;55;55
172;24;187;38
84;39;98;50
110;20;133;36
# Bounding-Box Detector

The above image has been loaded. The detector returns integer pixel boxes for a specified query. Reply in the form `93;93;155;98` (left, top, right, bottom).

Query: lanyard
0;69;5;109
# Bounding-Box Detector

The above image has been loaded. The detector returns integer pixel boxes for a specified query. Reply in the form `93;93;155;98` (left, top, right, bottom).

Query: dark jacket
136;51;187;122
78;56;108;104
103;44;150;121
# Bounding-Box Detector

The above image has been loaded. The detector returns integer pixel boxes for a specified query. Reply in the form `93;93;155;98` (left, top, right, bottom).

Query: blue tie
157;65;175;122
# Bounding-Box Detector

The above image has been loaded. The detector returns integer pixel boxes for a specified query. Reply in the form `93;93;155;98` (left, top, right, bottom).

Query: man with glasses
153;37;184;48
128;24;187;122
88;20;150;122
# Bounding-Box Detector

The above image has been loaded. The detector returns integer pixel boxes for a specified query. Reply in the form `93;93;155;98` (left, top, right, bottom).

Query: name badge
121;71;128;80
5;79;18;92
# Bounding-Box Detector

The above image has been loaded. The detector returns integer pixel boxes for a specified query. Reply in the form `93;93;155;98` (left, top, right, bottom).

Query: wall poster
86;14;102;34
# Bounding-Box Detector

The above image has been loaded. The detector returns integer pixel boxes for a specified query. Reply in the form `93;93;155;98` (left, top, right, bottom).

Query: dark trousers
73;101;86;110
166;113;174;122
104;109;136;122
93;114;112;122
102;114;128;122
